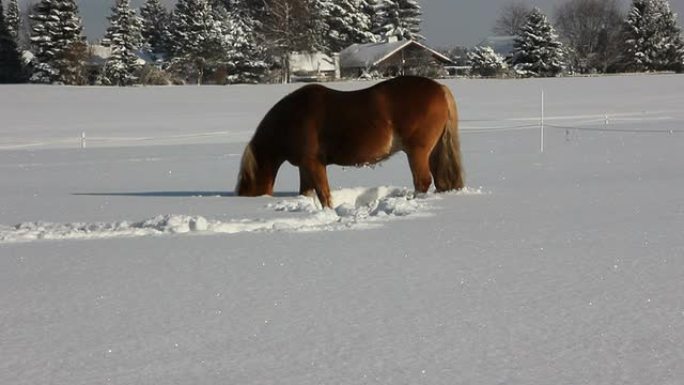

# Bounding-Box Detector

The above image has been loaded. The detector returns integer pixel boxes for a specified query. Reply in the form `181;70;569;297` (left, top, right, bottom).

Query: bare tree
19;1;37;50
261;0;324;83
492;2;532;35
554;0;623;73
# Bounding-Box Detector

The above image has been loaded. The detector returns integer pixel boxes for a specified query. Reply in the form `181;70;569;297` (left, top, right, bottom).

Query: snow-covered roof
88;45;112;66
289;52;336;73
339;40;454;69
477;35;516;56
21;50;34;65
86;44;154;66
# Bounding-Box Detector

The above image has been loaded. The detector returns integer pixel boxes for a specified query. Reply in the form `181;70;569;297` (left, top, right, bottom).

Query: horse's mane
235;143;257;193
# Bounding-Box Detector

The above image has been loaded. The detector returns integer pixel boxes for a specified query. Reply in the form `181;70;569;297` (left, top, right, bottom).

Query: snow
1;74;684;384
0;187;487;243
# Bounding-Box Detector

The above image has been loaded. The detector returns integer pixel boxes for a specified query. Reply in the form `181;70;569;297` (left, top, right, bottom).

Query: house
339;39;454;78
85;44;160;83
288;52;340;82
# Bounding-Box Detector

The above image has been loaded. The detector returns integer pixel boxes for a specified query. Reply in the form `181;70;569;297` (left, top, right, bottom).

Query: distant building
339;39;454;78
85;44;161;84
86;44;157;67
288;52;339;82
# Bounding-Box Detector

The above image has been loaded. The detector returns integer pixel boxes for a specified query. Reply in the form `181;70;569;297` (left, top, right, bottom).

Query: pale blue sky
17;0;684;47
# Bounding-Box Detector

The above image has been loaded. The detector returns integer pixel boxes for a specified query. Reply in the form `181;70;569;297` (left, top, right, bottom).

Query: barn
339;39;454;78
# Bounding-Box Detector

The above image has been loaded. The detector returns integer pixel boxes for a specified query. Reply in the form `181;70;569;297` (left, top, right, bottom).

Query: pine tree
398;0;422;39
102;0;142;86
140;0;170;61
29;0;86;84
511;8;564;77
653;0;684;72
242;0;267;25
0;1;24;82
324;0;374;53
307;0;331;52
222;7;269;83
169;0;225;84
468;46;507;77
623;0;684;72
361;0;381;42
210;0;230;23
5;0;20;41
375;0;423;41
623;0;658;71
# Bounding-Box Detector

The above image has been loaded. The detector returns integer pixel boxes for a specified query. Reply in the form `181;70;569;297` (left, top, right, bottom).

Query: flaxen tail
430;85;465;191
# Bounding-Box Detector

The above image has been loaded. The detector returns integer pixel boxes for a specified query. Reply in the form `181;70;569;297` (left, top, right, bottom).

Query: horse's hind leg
301;161;333;208
407;149;433;193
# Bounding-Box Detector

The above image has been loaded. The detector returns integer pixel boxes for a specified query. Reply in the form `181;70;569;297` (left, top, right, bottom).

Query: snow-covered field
1;75;683;385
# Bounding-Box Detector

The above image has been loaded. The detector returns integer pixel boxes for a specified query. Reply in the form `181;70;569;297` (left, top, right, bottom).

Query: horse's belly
326;131;401;166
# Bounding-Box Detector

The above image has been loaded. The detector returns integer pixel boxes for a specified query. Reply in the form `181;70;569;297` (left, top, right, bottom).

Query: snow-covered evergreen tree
214;0;268;83
360;0;381;42
223;15;268;82
102;0;142;86
653;0;684;72
324;0;374;53
375;0;423;41
140;0;170;61
511;8;564;77
0;0;24;82
367;0;383;39
307;0;331;52
622;0;684;72
169;0;225;84
5;0;20;41
228;1;270;83
623;0;658;71
241;0;267;25
29;0;86;84
468;46;507;77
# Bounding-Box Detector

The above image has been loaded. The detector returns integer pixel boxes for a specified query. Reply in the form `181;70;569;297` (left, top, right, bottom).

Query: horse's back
253;76;451;167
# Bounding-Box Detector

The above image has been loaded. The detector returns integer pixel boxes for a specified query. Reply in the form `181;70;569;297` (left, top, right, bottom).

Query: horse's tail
235;142;257;195
430;85;465;191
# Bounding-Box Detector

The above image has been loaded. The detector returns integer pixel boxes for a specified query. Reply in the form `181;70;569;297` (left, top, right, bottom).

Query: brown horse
236;76;464;208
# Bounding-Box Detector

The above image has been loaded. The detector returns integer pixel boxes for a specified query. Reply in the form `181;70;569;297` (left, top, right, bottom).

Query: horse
236;76;465;208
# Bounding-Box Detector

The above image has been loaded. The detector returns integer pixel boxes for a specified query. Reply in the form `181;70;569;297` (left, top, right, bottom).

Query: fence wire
461;116;684;135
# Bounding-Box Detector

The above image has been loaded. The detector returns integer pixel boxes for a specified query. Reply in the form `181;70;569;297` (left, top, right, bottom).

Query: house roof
86;44;157;66
339;40;454;69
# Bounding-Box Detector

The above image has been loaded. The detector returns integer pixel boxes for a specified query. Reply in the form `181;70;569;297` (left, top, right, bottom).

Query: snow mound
269;186;426;218
0;186;481;244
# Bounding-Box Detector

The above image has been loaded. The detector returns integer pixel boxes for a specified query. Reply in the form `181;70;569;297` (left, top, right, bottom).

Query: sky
16;0;684;48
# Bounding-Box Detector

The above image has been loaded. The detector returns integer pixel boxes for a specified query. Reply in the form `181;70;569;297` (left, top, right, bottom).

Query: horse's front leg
301;160;333;209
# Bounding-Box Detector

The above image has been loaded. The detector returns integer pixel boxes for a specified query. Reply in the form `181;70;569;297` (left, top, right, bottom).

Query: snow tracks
0;187;483;244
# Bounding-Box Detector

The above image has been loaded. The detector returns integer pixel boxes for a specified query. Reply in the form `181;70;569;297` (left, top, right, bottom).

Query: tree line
2;0;683;85
0;0;423;85
470;0;684;77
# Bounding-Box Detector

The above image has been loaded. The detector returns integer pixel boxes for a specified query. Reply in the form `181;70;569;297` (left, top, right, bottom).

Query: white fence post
540;89;545;153
81;132;86;149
